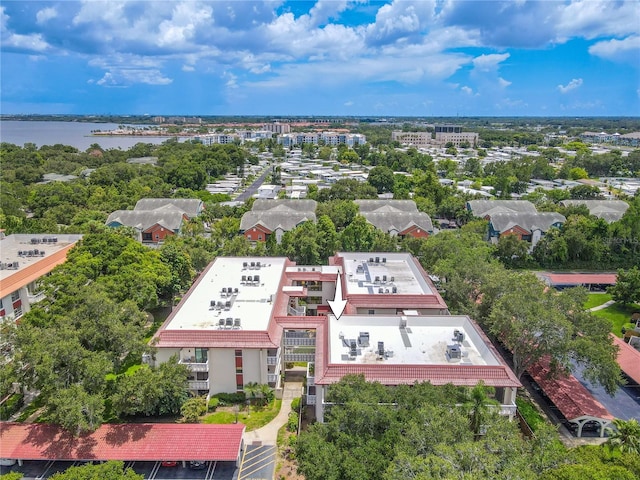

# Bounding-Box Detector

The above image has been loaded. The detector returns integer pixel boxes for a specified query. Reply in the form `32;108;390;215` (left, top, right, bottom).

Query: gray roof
354;200;433;234
240;200;317;232
134;198;204;218
490;212;566;234
250;199;317;212
127;156;159;165
360;212;434;235
467;200;537;218
106;205;186;232
355;199;419;213
560;200;629;223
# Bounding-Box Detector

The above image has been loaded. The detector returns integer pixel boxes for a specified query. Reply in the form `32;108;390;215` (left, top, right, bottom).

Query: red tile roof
154;330;277;348
0;423;245;462
612;335;640;385
527;361;613;422
545;273;617;286
315;364;521;388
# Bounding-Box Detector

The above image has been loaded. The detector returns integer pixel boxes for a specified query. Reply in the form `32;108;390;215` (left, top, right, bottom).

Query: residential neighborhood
1;116;639;480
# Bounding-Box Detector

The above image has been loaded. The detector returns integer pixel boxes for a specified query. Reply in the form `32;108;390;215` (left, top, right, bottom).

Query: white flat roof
0;234;82;284
328;315;501;366
339;252;432;295
164;257;288;331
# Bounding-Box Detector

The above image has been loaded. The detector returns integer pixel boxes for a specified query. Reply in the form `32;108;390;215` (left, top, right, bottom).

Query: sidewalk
243;380;303;446
588;300;615;312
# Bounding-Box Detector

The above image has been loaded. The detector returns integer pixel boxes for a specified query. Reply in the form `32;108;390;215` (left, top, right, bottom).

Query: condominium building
151;252;520;422
0;234;83;323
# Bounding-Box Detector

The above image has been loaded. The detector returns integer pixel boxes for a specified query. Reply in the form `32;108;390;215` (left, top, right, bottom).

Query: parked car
189;461;207;470
161;461;178;467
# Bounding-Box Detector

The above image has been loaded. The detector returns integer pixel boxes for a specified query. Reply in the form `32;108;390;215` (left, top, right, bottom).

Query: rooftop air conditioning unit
447;344;462;361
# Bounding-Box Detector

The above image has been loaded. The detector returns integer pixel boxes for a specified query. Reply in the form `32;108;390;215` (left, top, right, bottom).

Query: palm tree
244;382;260;409
259;384;275;406
606;418;640;455
463;381;499;439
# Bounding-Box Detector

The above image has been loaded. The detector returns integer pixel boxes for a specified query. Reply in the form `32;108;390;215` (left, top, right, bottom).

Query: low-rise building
150;252;520;423
355;200;434;238
106;198;204;244
239;199;317;243
0;234;82;323
559;199;629;223
488;212;565;248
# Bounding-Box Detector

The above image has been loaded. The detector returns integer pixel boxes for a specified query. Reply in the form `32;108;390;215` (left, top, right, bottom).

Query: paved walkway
588;300;615;312
243;380;304;446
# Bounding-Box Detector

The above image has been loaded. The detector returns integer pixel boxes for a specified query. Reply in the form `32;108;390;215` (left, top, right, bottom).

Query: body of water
0;120;187;151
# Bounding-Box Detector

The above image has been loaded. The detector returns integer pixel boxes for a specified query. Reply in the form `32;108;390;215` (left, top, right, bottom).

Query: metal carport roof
0;423;245;462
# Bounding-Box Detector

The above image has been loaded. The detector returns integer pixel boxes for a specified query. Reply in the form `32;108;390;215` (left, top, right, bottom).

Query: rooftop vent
377;341;385;358
447;344;462;361
358;332;370;347
349;339;357;357
453;330;465;343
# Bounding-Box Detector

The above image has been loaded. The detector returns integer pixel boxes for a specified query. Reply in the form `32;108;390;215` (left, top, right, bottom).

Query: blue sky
1;1;639;116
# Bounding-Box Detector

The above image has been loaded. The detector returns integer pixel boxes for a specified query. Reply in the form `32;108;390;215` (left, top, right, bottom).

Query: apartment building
150;252;520;422
0;234;83;323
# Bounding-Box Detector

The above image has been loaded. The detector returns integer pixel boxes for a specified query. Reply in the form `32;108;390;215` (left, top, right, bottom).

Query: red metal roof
612;335;640;385
0;423;245;462
527;361;613;422
545;273;617;286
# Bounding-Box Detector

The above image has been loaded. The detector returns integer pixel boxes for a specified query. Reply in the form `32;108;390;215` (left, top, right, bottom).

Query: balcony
27;291;46;304
498;404;517;416
179;358;209;372
188;380;209;391
288;305;306;316
267;374;279;384
306;394;316;405
284;337;315;347
267;356;279;366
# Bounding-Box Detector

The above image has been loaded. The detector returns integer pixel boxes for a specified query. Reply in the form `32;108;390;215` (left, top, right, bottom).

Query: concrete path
243;380;304;446
588;300;615;312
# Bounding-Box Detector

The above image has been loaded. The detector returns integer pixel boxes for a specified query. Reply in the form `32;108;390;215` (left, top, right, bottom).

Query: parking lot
0;460;238;479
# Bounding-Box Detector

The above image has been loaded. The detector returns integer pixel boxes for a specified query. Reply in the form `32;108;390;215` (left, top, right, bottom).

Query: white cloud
557;0;640;40
182;64;195;72
498;77;511;88
589;35;640;64
461;86;473;95
557;78;583;94
36;7;57;24
344;100;354;106
472;53;510;71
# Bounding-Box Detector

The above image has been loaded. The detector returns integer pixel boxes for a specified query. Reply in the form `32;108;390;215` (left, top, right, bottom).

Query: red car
161;461;178;467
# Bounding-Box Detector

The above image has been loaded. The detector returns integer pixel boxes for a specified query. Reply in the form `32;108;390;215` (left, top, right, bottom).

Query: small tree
608;267;640;306
180;396;207;423
606;418;640;455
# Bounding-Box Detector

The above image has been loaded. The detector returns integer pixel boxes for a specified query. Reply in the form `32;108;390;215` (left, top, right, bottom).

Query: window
368;309;375;315
247;235;252;240
13;306;23;319
10;291;20;302
258;235;262;240
195;348;208;363
196;372;208;381
142;233;152;241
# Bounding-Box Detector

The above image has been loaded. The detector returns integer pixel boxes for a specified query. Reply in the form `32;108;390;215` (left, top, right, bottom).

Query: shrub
208;397;220;411
212;392;246;406
291;397;301;412
285;362;294;369
0;393;24;420
287;412;299;432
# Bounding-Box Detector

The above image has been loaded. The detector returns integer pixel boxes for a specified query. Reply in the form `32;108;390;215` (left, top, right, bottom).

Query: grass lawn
583;293;612;310
592;302;640;337
202;399;282;431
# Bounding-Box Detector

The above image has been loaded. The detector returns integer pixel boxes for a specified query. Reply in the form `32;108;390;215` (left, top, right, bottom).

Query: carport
0;422;245;466
528;362;614;437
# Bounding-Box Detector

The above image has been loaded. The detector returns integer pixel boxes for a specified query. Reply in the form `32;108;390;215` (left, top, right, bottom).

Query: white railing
188;380;209;390
179;359;209;372
306;395;316;405
284;337;316;346
288;305;307;316
267;374;279;384
267;356;279;365
498;404;517;416
27;292;46;303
